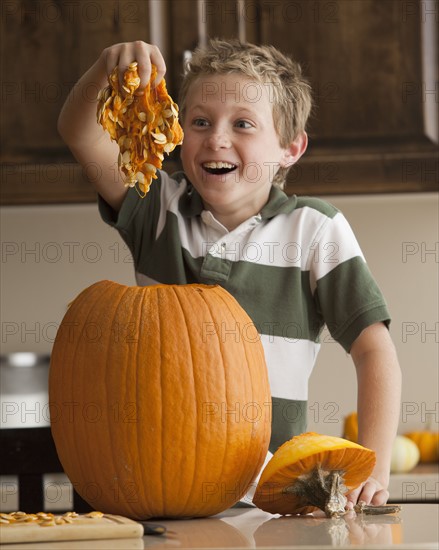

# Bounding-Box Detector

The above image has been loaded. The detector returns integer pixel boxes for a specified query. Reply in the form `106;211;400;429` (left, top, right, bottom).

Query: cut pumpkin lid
96;62;183;197
253;432;376;517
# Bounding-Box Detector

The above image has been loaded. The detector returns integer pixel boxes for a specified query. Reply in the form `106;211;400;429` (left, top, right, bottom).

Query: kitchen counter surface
3;503;438;550
388;463;439;502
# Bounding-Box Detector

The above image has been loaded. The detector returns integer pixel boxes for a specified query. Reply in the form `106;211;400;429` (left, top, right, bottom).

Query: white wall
1;193;438;436
307;193;438;437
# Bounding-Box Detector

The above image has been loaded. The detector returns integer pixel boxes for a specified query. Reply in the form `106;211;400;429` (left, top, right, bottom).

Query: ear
280;132;308;168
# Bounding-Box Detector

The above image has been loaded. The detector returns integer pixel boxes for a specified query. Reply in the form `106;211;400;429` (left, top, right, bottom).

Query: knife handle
138;521;167;536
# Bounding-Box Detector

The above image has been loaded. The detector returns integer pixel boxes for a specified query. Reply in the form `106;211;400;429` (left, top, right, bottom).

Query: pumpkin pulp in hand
97;62;183;196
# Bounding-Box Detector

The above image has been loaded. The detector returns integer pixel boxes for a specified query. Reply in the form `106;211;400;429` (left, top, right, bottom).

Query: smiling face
180;74;293;229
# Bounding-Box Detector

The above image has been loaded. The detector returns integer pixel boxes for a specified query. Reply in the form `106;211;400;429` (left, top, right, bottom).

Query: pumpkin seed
152;132;167;144
121;150;131;165
86;511;104;518
113;95;122;110
144;163;156;173
63;517;73;523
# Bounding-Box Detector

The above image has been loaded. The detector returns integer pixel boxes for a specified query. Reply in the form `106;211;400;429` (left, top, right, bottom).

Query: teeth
203;161;236;169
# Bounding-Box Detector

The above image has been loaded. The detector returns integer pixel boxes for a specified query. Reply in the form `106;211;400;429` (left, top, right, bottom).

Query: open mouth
202;161;237;175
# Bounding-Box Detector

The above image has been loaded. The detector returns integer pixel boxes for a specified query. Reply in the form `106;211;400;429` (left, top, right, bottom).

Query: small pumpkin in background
50;281;271;519
404;421;439;463
343;411;358;443
390;436;420;473
343;412;421;473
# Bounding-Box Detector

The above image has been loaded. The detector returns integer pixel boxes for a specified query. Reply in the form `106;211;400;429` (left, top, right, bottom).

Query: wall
1;193;438;436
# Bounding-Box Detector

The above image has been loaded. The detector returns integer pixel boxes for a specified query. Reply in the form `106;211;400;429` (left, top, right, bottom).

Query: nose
205;129;231;150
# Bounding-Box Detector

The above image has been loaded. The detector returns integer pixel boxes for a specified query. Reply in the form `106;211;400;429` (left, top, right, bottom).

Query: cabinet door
1;0;154;204
252;0;438;195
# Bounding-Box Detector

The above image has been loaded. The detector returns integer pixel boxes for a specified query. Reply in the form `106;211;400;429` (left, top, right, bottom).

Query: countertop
3;503;438;550
387;463;439;502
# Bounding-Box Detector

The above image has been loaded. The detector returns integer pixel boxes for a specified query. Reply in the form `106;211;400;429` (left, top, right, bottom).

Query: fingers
346;483;364;508
102;41;166;93
371;489;389;505
146;44;166;86
346;480;389;507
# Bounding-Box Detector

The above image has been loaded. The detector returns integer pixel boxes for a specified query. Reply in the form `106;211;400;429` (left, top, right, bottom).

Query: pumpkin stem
325;471;348;518
285;466;347;518
354;502;402;515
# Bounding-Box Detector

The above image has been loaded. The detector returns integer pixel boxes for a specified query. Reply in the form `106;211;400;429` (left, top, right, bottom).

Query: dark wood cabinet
255;0;439;195
1;0;437;205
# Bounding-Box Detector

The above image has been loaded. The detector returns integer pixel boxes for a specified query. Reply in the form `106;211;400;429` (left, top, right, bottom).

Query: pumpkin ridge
136;286;165;517
186;287;213;515
213;287;262;507
58;281;113;507
156;287;166;515
170;286;200;514
172;286;224;517
136;286;157;516
162;285;193;516
129;286;150;517
72;283;111;500
217;286;271;504
224;291;258;499
199;288;230;516
93;282;131;512
50;291;78;464
158;284;193;516
162;285;201;516
216;288;270;496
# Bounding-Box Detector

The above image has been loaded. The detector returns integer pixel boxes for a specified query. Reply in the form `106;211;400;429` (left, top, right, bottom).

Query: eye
235;120;253;129
192;118;209;127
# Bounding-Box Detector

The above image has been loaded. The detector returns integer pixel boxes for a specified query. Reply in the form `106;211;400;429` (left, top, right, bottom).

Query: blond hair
179;39;312;188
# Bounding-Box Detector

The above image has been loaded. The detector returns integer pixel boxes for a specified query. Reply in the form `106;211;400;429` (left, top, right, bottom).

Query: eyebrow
187;105;263;119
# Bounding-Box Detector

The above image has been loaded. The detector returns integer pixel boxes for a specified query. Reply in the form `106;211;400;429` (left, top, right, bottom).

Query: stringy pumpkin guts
96;62;183;196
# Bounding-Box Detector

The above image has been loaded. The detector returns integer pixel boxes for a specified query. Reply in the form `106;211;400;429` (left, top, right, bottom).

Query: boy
58;39;401;509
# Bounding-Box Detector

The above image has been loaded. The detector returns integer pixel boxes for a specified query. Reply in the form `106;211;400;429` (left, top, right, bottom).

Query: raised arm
58;41;166;211
347;322;402;507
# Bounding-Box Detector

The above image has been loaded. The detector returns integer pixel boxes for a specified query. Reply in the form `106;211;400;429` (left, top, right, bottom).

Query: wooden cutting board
0;514;144;544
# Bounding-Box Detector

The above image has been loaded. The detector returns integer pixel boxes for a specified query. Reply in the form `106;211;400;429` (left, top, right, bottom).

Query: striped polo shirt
99;170;390;453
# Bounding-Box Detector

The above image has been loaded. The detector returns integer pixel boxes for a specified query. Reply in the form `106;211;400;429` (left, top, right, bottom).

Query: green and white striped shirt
99;170;390;452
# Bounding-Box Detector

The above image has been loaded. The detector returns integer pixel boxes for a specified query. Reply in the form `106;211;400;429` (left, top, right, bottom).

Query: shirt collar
177;172;298;220
260;186;298;219
177;173;205;218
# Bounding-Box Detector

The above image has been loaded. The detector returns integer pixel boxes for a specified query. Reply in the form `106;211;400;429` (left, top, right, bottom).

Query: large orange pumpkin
49;281;271;519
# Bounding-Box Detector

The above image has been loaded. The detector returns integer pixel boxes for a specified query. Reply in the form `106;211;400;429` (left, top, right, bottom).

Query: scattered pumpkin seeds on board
0;511;103;527
97;62;183;196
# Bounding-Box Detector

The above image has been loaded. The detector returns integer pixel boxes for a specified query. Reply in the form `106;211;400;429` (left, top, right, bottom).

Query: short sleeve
311;212;391;352
98;174;163;267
